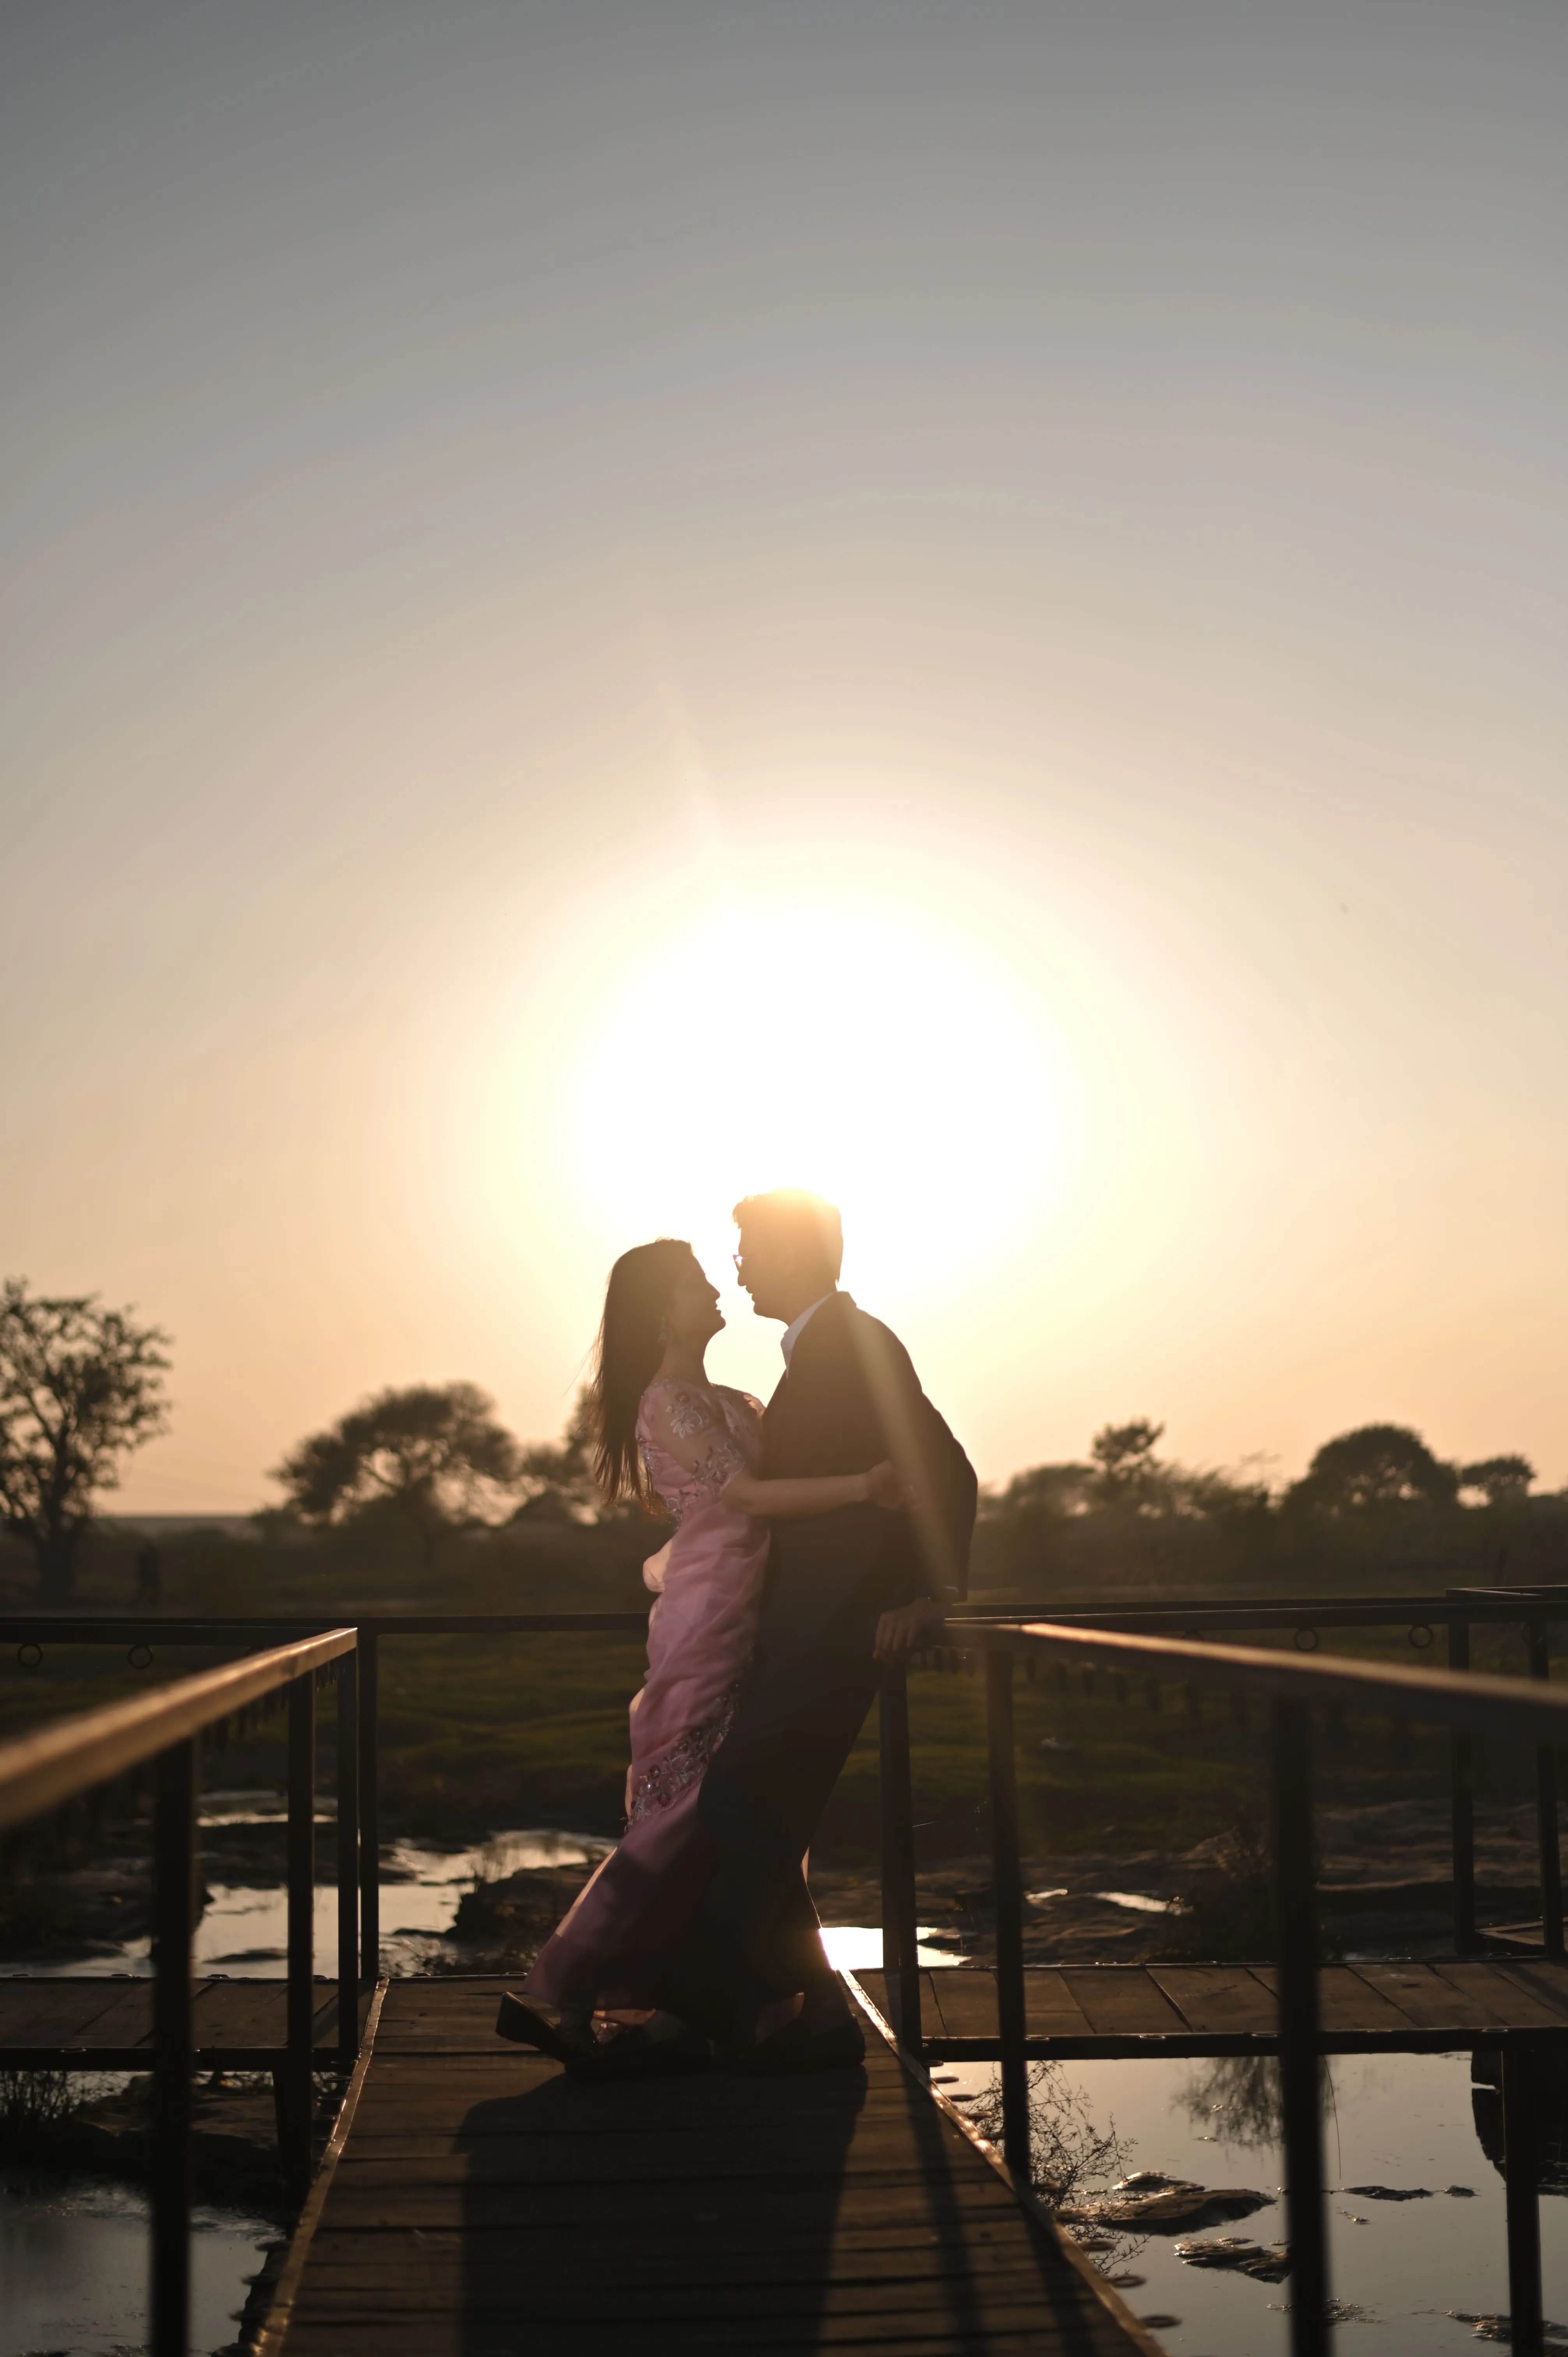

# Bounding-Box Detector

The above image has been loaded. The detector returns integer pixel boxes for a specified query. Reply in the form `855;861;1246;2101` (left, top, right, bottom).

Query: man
697;1187;977;2070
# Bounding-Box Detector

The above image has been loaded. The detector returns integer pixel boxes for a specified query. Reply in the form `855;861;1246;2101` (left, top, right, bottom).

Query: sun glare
569;898;1058;1295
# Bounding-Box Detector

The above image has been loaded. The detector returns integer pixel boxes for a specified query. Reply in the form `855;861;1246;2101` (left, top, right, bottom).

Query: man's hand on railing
873;1596;949;1664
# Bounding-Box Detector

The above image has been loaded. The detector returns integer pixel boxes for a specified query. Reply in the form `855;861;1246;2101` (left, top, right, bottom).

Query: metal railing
0;1628;357;2357
2;1612;649;1981
956;1585;1568;1956
878;1614;1568;2357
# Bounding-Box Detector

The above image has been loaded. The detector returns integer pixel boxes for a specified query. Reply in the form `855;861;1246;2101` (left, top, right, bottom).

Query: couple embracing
497;1188;976;2077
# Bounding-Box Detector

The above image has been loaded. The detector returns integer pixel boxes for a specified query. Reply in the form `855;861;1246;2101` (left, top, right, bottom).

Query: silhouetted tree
0;1279;170;1603
1460;1454;1535;1507
1289;1422;1458;1515
271;1382;522;1566
1090;1419;1166;1504
515;1388;599;1521
1088;1421;1267;1520
975;1418;1273;1592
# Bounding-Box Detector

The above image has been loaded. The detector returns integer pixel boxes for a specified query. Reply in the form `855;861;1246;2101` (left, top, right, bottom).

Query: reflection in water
14;1822;620;1981
1025;2048;1568;2354
1471;2047;1568;2194
1180;2052;1284;2151
0;2173;272;2357
1178;2051;1336;2154
967;2059;1134;2206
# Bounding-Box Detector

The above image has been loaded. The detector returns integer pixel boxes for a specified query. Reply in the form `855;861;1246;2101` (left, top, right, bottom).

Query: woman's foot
566;2015;713;2079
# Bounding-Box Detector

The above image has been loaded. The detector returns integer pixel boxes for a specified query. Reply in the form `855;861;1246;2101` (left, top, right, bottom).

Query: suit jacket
754;1292;977;1663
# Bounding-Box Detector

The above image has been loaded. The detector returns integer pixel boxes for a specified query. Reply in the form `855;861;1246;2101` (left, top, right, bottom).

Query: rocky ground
6;1789;1552;1974
420;1792;1560;1975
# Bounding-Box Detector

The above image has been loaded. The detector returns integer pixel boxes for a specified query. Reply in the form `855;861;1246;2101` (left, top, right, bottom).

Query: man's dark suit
696;1292;977;2004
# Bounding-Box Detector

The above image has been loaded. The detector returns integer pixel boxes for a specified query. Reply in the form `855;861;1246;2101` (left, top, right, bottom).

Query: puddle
0;2175;272;2357
12;1823;617;1981
923;2042;1568;2353
1025;1888;1179;1916
819;1924;958;1971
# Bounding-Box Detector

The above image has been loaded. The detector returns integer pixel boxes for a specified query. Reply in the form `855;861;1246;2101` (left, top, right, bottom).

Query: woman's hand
862;1459;905;1511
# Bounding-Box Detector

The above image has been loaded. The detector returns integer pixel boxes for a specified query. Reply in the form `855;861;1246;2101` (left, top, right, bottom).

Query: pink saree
524;1380;768;2011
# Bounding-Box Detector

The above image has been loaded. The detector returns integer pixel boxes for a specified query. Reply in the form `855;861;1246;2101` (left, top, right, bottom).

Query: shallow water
923;2042;1564;2353
21;1816;617;1981
0;2177;273;2357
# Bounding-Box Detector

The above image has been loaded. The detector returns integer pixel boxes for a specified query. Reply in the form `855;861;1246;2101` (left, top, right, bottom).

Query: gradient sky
4;1;1565;1512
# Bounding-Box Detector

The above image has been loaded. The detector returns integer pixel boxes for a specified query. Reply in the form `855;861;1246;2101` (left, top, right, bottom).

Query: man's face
734;1225;797;1322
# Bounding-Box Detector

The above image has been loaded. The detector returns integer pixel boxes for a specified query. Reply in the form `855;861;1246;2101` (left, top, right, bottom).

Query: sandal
494;1993;581;2061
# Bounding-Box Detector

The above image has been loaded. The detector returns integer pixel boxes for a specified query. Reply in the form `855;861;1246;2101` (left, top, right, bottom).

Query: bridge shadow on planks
275;1979;1144;2354
450;2034;1139;2352
455;2056;866;2353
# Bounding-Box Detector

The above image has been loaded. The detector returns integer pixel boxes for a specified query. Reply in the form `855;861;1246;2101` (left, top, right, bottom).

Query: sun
569;894;1058;1296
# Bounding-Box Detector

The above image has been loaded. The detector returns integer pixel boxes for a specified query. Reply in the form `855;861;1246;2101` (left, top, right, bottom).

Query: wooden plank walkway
258;1977;1158;2356
857;1959;1568;2057
10;1959;1568;2072
10;1958;1568;2071
0;1975;366;2067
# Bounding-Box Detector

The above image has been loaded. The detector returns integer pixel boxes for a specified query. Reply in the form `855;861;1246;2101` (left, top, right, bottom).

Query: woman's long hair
590;1238;692;1509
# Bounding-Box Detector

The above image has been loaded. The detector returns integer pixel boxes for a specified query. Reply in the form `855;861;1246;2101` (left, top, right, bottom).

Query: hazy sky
4;1;1565;1512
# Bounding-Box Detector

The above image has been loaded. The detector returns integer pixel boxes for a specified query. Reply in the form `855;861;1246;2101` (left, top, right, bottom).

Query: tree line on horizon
0;1274;1553;1601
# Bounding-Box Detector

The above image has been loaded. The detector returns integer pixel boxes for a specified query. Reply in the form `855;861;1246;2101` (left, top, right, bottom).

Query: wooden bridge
12;1953;1568;2352
249;1975;1159;2357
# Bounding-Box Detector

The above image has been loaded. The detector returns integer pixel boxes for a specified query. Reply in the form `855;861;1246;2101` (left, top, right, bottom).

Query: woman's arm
722;1460;904;1520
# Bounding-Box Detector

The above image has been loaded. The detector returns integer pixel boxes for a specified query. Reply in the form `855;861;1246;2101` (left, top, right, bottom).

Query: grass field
5;1569;1528;1873
3;1520;1555;1876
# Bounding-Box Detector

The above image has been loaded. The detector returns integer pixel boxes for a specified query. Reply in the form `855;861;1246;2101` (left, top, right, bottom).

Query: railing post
151;1735;196;2357
1503;2033;1544;2357
358;1627;380;1986
335;1646;359;2068
1271;1696;1329;2357
1448;1617;1477;1952
1527;1626;1563;1957
986;1647;1031;2184
280;1670;315;2203
878;1662;922;2052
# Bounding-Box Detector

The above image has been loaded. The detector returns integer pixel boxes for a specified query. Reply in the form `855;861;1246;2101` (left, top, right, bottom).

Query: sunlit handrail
0;1626;360;2357
950;1593;1568;1629
948;1616;1568;1744
0;1626;357;1833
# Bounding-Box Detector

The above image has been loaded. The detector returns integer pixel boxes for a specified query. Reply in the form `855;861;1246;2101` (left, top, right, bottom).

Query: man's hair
732;1188;844;1285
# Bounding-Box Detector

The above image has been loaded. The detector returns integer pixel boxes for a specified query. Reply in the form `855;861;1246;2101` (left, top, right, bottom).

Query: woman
495;1237;901;2076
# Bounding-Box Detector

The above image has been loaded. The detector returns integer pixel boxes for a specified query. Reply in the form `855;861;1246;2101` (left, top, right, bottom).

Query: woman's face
665;1254;724;1350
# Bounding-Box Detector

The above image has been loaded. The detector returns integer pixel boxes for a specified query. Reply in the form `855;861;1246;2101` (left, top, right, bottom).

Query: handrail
0;1627;357;1832
869;1611;1568;2357
953;1594;1568;1629
956;1617;1568;1745
0;1626;362;2357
